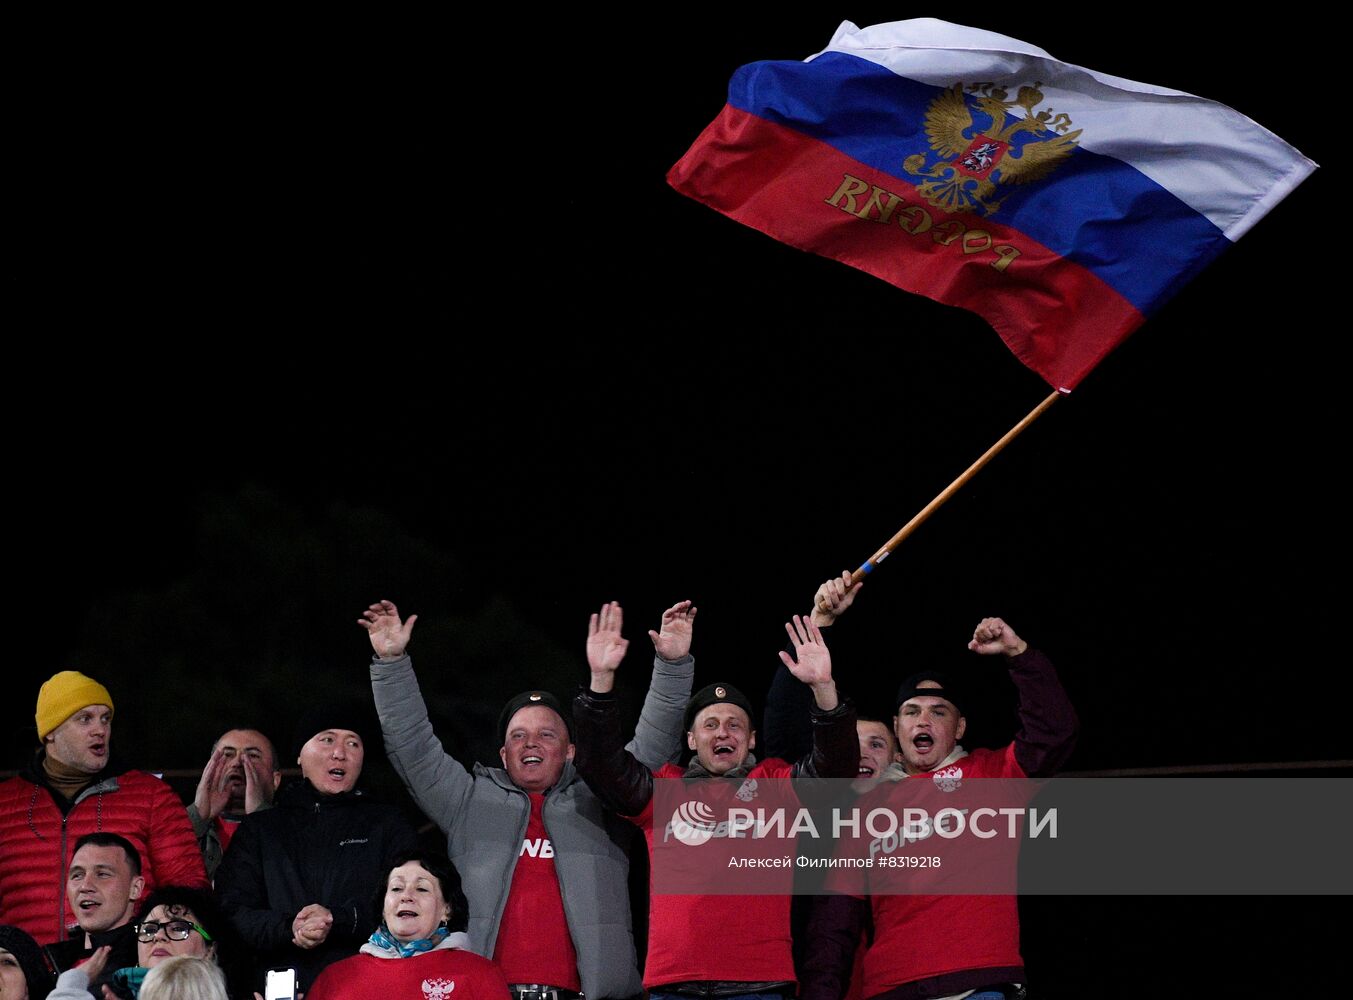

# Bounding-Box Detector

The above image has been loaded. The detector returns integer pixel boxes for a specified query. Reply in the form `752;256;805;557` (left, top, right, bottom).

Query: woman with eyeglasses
306;852;508;999
47;887;243;999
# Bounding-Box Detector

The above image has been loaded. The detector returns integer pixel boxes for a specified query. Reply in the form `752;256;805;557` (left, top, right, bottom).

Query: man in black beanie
572;612;858;997
215;701;416;991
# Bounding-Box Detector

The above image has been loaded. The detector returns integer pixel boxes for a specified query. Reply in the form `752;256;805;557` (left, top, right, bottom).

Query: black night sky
11;12;1340;994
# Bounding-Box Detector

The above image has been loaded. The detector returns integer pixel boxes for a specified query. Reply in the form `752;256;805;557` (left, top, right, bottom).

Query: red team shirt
632;760;799;989
307;949;511;999
215;815;240;855
492;792;581;990
862;744;1026;997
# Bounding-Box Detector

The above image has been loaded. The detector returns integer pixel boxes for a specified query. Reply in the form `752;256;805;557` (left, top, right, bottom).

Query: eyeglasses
134;919;214;943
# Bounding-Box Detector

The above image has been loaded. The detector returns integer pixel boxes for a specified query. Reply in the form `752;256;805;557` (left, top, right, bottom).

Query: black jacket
45;921;139;997
214;780;416;991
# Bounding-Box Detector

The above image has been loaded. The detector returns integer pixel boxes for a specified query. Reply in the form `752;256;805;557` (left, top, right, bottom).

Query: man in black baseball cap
799;585;1080;1000
892;669;970;776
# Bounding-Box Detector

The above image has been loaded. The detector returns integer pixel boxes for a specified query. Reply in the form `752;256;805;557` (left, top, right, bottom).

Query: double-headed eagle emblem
903;82;1082;216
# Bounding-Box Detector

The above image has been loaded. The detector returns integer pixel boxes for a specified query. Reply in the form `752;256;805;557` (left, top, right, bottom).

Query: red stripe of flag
668;105;1144;390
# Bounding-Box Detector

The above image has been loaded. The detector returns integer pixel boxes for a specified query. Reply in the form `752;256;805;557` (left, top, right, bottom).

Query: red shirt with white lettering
492;793;581;990
862;745;1026;996
632;760;798;989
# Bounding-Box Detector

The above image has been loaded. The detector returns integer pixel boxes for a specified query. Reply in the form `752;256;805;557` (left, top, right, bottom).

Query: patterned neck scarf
110;966;149;998
366;922;450;958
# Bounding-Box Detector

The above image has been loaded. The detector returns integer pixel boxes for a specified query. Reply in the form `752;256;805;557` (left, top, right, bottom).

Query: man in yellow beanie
0;670;208;945
35;671;116;773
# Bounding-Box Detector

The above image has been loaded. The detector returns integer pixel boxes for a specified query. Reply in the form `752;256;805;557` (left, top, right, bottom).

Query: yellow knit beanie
36;671;115;740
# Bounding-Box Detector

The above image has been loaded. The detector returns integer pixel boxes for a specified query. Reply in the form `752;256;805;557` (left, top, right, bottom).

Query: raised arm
811;571;863;628
766;572;861;761
628;600;697;769
360;600;474;833
968;617;1079;777
778;615;858;780
572;602;656;816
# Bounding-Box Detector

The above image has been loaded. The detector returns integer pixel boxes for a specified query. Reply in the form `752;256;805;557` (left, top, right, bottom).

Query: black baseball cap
894;670;967;717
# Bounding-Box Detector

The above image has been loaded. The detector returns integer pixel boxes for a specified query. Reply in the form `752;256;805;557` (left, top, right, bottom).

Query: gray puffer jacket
371;653;692;999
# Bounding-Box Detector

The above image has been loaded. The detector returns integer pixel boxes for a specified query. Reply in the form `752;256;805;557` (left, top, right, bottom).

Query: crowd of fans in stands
0;580;1074;1000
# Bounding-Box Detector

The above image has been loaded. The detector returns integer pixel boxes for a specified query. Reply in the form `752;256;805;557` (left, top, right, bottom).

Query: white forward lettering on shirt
520;838;554;858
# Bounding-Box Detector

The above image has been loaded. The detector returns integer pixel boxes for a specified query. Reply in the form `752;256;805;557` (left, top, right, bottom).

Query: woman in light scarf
307;852;508;999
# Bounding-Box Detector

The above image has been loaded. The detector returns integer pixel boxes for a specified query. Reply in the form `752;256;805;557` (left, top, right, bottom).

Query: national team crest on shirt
734;777;759;802
422;979;454;999
902;82;1082;217
932;765;963;792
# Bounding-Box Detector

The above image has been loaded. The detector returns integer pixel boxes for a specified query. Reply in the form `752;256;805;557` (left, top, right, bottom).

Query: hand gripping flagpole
846;389;1064;588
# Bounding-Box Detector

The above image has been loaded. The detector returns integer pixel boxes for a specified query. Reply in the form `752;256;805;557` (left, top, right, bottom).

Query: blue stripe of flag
727;52;1229;314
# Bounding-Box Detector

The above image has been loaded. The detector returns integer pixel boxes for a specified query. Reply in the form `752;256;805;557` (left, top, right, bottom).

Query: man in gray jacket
361;598;695;1000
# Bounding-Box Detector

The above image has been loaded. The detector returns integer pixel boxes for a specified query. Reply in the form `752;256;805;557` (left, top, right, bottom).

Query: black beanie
0;924;55;996
497;690;572;744
291;703;375;761
683;682;755;732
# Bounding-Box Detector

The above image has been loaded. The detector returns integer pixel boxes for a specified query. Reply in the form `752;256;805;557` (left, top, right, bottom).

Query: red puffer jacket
0;760;209;944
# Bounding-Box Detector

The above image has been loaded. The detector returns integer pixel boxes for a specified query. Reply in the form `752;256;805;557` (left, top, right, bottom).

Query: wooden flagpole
847;389;1064;587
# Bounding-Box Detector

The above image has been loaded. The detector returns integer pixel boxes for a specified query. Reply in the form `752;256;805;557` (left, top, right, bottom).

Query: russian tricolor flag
668;19;1315;390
